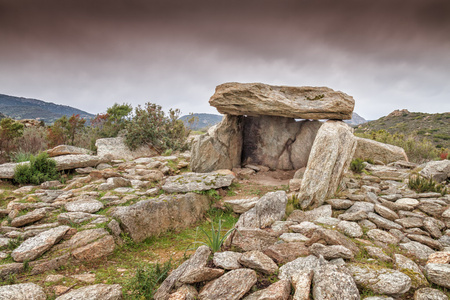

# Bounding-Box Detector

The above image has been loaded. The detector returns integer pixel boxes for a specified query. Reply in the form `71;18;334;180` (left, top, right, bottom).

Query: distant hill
180;113;223;131
0;94;94;124
355;109;450;149
344;112;367;126
0;112;6;120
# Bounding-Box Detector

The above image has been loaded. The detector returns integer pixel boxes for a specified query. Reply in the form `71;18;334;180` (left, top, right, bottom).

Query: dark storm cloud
0;0;449;118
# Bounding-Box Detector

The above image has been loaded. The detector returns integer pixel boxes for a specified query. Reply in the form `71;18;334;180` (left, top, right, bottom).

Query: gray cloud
0;0;449;119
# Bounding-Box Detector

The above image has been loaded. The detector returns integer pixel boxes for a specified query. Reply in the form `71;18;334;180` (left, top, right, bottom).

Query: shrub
125;102;189;153
15;126;48;156
126;261;172;299
350;158;365;173
191;219;237;253
13;152;59;185
0;118;24;162
408;175;447;195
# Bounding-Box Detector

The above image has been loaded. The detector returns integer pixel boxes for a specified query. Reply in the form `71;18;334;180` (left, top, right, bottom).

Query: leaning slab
191;114;244;173
354;137;408;164
162;172;235;193
113;193;210;242
299;120;357;209
209;82;355;120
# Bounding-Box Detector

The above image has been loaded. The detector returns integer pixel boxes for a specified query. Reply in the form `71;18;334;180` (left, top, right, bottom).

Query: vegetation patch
13;152;59;185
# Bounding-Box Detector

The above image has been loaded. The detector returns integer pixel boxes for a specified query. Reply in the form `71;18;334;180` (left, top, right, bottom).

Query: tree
91;103;132;138
47;114;86;147
0;118;24;158
67;114;86;145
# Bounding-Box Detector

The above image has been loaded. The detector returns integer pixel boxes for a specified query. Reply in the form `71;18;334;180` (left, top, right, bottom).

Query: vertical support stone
190;114;243;173
299;120;357;209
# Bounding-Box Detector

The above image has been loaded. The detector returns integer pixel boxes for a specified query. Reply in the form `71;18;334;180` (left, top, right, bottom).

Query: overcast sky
0;0;449;120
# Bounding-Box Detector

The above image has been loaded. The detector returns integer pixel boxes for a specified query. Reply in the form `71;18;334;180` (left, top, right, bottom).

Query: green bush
125;103;189;153
408;175;447;195
126;261;172;299
350;158;365;173
13;152;59;185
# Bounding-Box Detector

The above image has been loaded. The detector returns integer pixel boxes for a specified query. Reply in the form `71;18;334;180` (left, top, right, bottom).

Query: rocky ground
0;147;449;299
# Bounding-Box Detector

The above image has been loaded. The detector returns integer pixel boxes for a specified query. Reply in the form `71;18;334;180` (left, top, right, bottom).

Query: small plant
11;152;34;163
440;151;448;160
125;260;172;299
190;219;237;253
285;194;300;217
13;152;59;185
350;158;365;173
162;149;173;156
7;236;23;250
408;174;447;195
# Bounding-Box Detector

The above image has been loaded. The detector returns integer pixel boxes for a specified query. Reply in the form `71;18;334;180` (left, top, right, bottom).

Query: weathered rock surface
263;242;310;264
287;205;332;223
238;250;278;274
64;199;104;213
241;116;321;170
72;235;116;261
309;243;354;260
229;228;279;251
213;251;242;270
399;241;435;260
178;267;224;284
209;82;355;119
11;226;70;262
10;208;47;227
57;212;102;224
278;255;321;281
162;172;235;193
313;264;360;300
199;268;257;300
354;137;408;164
292;270;313;300
419;160;450;183
394;254;428;288
224;197;259;214
367;229;400;244
348;263;411;295
191;114;243;173
425;263;450;289
305;228;359;254
114;193;210;242
55;284;123;300
0;282;46;300
96;136;158;161
53;154;104;171
47;145;92;157
337;220;363;238
414;287;449;300
243;279;291;300
299;121;357;209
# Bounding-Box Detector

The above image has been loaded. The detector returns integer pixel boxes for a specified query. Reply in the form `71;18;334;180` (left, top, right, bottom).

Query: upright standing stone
191;115;243;172
299;120;357;209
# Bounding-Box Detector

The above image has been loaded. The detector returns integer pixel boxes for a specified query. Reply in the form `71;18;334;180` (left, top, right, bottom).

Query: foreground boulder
299;120;357;209
0;283;46;300
354;137;408;163
419;160;450;183
209;82;355;120
113;193;210;242
313;264;360;300
191;115;243;173
162;172;235;193
96;136;158;161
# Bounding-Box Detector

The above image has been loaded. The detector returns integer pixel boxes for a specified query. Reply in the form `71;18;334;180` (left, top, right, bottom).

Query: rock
191;115;243;173
64;199;104;213
418;200;446;217
367;212;403;230
241;116;321;170
365;246;392;263
10;208;47;227
55;284;122;300
114;193;210;242
278;255;321;281
419;160;450;183
414;287;449;300
394;254;428;288
292;270;313;300
427;252;450;264
305;228;360;254
425;263;450;289
98;177;131;191
399;241;435;260
326;198;354;210
169;285;198;300
374;205;399;221
263;242;310;264
155;246;210;300
243;279;291;300
162;172;235;193
53;154;104;171
339;210;368;221
178;267;224;284
289;221;320;237
407;234;443;251
299;121;357;209
354;137;408;164
279;233;310;243
313;264;360;300
40;180;62;189
337;221;363;238
11;226;70;262
47;145;92;157
72;273;96;283
238;250;278;274
348;263;411;296
96;136;158;161
209;82;355;119
287;205;332;223
0;283;46;300
347;202;375;214
367;229;400;244
198;268;257;300
72;235;115;261
396;217;424;228
57;212;101;224
423;217;444;239
213;251;242;270
229;228;279;252
0;162;28;179
224;197;259;213
309;243;354;260
60;228;109;250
